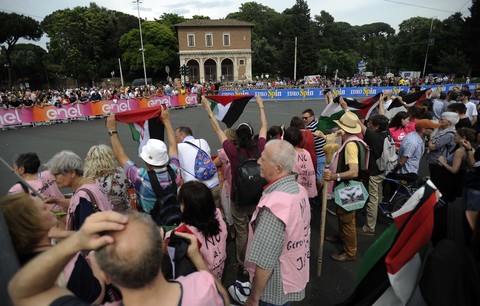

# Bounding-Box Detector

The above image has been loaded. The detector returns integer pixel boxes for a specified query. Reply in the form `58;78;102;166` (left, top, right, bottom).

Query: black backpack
232;147;267;206
144;166;182;226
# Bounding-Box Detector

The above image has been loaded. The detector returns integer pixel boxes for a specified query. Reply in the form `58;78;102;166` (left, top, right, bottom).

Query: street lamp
134;0;148;87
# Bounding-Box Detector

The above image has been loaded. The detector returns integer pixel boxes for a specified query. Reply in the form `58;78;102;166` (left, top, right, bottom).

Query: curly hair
83;144;116;178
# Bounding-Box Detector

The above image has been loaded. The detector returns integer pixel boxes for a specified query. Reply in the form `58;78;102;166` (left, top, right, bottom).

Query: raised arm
378;93;386;115
9;212;128;306
201;96;228;144
106;114;130;167
161;108;178;157
256;95;267;139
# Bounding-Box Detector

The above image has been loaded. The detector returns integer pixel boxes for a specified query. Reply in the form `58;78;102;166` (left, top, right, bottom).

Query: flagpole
0;156;44;200
317;143;338;277
294;37;297;82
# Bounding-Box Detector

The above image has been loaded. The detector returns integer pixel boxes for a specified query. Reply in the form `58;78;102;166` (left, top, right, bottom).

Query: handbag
334;180;369;211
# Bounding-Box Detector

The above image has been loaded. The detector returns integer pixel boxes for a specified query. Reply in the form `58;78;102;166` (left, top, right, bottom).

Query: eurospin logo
332;88;345;96
392;87;401;95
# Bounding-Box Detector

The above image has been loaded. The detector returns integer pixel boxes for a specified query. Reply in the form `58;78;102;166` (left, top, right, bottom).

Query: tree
314;10;334;36
463;1;480;75
0;12;42;89
119;21;177;76
8;44;49;88
42;3;138;85
156;13;186;31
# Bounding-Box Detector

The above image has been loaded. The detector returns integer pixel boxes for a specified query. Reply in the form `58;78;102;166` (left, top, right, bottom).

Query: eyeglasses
302;115;311;120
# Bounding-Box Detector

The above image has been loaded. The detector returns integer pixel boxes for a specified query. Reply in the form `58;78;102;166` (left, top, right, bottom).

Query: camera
322;88;331;95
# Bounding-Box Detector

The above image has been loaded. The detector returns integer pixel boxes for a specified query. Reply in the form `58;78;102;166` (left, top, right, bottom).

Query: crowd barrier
219;83;479;100
0;95;198;129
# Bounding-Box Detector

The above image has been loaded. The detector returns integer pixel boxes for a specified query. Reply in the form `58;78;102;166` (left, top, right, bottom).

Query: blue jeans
259;301;291;306
316;155;326;180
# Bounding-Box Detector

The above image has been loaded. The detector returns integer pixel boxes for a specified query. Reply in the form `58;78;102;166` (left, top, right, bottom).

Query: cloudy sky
1;0;471;48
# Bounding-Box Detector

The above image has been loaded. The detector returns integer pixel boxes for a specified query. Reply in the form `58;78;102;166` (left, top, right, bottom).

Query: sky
0;0;472;49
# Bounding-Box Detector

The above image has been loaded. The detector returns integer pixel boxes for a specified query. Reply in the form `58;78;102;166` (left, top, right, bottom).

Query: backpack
184;141;217;181
232;147;267;206
376;134;398;172
145;166;182;226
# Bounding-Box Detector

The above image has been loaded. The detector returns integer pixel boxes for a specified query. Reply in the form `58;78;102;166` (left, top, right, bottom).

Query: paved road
0;99;395;305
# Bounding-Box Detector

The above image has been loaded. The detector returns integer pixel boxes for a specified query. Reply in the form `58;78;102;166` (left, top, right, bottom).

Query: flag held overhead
205;94;254;128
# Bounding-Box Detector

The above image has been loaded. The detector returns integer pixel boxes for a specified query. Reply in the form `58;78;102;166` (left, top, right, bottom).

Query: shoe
331;252;356;262
325;235;341;244
228;280;251;305
356;227;374;236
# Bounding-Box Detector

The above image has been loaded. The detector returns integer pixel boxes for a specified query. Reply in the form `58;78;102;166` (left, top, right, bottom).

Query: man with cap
323;110;370;262
391;119;439;184
458;90;477;126
426;112;459;194
106;108;181;216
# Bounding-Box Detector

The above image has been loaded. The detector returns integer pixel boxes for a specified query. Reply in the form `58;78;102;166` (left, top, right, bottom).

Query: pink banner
0;95;198;127
0;108;35;126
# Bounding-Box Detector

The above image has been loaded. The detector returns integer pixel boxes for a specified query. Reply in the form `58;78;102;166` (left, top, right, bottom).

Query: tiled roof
174;19;254;28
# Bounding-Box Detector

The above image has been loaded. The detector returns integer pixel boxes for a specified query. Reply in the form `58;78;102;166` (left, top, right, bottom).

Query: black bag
163;231;197;279
145;166;181;226
232;147;267;206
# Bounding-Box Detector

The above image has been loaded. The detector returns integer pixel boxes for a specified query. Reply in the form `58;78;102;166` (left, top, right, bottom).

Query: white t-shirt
177;136;219;188
465;101;478;122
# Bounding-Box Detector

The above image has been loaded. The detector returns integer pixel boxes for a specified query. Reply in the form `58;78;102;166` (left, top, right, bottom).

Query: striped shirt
306;119;326;157
124;158;181;213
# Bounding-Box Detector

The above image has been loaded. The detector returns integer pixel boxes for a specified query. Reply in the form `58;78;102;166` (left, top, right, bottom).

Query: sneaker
356;227;374;236
228;280;251;305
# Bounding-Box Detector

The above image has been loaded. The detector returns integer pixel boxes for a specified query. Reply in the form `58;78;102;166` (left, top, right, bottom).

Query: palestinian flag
317;93;381;133
205;94;254;128
115;106;165;155
387;89;428;111
338;181;439;306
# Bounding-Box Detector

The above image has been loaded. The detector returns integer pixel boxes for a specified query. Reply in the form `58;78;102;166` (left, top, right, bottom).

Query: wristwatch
336;173;341;182
108;130;118;136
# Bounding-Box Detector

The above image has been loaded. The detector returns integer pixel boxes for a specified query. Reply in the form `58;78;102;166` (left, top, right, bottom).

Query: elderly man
175;126;220;206
323;111;369;262
392;119;439;184
244;140;311;306
426;112;459;195
106;109;181;225
8;211;229;306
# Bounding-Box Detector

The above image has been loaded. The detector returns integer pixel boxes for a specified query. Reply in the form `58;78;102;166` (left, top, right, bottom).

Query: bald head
95;212;163;289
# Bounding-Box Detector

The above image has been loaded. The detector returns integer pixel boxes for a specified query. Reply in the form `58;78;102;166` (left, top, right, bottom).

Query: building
174;19;254;83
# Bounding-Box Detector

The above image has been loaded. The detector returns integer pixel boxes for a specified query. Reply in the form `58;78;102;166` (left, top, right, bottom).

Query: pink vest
8;171;66;212
176;270;225;306
245;186;311;294
293;149;318;198
389;127;409;150
328;136;370;196
217;149;232;195
66;183;113;230
181;209;227;280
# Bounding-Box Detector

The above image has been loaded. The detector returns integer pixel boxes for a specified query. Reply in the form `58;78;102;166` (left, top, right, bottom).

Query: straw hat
333;112;361;134
140;139;169;166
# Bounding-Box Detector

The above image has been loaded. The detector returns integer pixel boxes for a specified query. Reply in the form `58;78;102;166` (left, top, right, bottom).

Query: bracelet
259;106;264;109
466;148;473;152
208;114;213;119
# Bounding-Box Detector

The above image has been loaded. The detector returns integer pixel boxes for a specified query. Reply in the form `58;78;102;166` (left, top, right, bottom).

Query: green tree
355;22;395;75
318;49;358;78
0;12;42;89
156;13;186;31
281;0;319;79
42;3;137;85
463;1;480;75
8;44;49;88
119;21;177;76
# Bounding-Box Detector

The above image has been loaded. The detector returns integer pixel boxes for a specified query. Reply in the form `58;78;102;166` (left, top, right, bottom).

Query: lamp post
134;0;148;87
422;18;435;78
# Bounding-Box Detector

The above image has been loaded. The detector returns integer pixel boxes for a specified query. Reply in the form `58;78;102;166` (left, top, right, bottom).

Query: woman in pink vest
173;181;227;280
45;150;112;231
388;111;410;151
283;126;318;199
9;152;67;212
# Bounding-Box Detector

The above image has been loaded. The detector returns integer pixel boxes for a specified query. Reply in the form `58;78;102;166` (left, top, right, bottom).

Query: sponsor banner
219;83;479;99
0;108;35;126
0;95;198;128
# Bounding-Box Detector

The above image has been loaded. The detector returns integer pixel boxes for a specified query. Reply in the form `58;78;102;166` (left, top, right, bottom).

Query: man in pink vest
244;139;311;306
9;211;230;306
